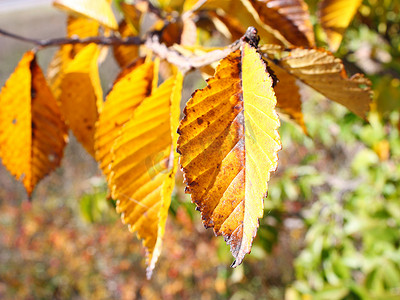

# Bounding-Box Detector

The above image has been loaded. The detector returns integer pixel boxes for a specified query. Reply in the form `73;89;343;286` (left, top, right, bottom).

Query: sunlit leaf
53;0;118;30
183;0;233;12
59;43;103;156
109;71;183;278
318;0;363;52
95;59;153;181
248;0;315;47
158;0;186;12
66;15;100;54
262;46;372;119
47;15;99;99
177;43;281;266
46;44;74;100
0;51;67;197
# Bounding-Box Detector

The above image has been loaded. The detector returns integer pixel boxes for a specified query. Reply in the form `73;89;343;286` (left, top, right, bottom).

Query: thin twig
0;29;144;47
0;27;258;72
182;0;208;20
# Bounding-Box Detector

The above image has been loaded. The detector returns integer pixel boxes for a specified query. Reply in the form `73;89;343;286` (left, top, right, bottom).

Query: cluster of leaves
0;0;373;277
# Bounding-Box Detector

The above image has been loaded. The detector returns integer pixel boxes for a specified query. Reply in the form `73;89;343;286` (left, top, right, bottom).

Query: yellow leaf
158;0;186;11
262;46;372;119
0;51;68;197
67;15;100;54
248;0;315;47
47;16;99;99
113;20;140;68
53;0;118;30
318;0;363;52
177;43;281;266
183;0;232;12
95;59;153;181
109;71;183;278
59;43;103;156
46;44;74;100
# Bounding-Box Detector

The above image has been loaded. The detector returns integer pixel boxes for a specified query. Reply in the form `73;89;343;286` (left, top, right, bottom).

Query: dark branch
0;26;259;73
0;29;144;47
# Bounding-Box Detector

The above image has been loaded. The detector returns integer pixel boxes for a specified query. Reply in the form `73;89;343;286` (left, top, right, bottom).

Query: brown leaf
262;46;372;119
248;0;315;47
0;51;67;197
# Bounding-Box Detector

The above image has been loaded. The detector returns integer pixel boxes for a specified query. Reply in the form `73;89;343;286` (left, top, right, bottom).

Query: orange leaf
318;0;362;52
248;0;315;47
95;59;153;181
109;71;184;278
59;43;103;156
53;0;118;30
0;51;68;197
271;63;307;133
177;43;281;266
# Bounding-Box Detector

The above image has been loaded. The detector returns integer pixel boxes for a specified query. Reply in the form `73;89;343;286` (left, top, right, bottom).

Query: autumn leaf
222;0;287;45
53;0;118;30
95;59;153;181
271;63;306;133
46;44;74;100
183;0;233;12
318;0;363;52
66;15;100;55
0;51;67;197
120;1;142;31
158;0;186;12
177;43;281;266
47;16;99;99
109;71;183;278
262;46;372;119
248;0;315;47
59;43;103;156
113;20;140;68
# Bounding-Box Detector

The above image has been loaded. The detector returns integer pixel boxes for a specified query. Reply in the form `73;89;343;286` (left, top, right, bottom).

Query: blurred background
0;0;400;299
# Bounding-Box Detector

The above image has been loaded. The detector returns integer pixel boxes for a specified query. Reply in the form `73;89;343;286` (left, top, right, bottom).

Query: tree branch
0;29;144;47
0;26;259;73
